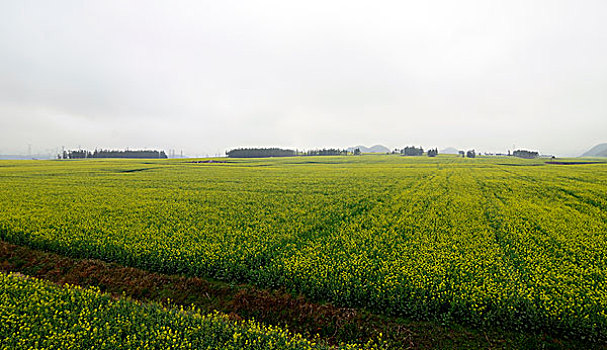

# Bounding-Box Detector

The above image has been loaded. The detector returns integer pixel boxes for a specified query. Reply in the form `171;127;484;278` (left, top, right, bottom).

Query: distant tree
458;150;465;157
65;150;91;159
401;146;424;156
512;149;539;159
226;148;297;158
427;148;439;157
63;149;167;159
466;150;476;158
353;148;361;156
304;148;348;156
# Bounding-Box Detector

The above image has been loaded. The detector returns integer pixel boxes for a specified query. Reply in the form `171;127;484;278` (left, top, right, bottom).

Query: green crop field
1;155;606;345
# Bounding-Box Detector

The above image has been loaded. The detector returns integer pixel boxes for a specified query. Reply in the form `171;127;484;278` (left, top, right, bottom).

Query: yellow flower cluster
0;272;383;349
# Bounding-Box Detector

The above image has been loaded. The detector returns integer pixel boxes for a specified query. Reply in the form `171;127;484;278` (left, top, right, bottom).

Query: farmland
1;155;606;347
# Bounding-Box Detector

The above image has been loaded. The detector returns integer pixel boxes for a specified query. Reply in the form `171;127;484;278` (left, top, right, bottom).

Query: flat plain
1;155;606;348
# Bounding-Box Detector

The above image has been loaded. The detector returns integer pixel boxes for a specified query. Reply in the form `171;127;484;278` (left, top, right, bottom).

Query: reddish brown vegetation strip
545;161;606;165
0;240;592;349
186;160;230;164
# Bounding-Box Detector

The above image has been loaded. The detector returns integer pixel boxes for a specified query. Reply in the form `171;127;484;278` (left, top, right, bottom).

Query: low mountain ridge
347;145;391;153
440;147;460;155
582;143;607;157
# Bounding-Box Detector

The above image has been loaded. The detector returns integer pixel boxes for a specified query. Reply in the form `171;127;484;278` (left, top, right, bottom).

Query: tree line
225;147;541;159
227;147;444;158
401;146;424;156
304;149;349;156
62;149;167;159
226;148;352;158
512;150;539;159
226;148;298;158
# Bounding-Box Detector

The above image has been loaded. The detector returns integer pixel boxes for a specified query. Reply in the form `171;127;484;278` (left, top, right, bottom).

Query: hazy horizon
2;1;606;157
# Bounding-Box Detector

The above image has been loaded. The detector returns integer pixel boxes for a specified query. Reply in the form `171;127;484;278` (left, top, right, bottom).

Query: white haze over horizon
1;1;606;157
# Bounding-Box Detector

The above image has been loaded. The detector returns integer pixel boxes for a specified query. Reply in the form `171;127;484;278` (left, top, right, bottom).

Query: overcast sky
1;1;606;157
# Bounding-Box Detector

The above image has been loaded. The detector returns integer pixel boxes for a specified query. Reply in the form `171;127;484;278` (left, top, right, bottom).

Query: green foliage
0;156;606;342
304;149;348;156
226;148;297;158
513;150;539;159
401;146;423;156
63;149;167;159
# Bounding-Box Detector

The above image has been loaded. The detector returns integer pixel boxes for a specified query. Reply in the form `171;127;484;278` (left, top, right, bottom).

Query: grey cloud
1;0;606;156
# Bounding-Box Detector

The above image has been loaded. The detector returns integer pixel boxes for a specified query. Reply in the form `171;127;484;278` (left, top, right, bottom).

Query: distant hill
581;143;607;157
440;147;460;155
347;145;390;153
